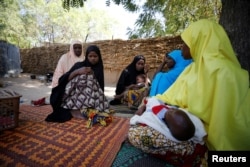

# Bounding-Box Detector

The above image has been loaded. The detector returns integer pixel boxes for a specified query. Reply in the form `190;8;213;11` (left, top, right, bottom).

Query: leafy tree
61;0;221;38
0;0;8;32
0;0;26;46
61;0;249;74
62;0;85;11
0;0;47;47
0;0;119;48
107;0;222;38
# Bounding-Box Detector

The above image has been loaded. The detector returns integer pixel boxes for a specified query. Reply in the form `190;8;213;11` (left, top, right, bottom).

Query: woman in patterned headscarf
109;55;148;105
51;40;84;88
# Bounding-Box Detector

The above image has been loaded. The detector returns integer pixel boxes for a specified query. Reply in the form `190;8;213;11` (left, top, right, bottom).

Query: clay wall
20;36;183;85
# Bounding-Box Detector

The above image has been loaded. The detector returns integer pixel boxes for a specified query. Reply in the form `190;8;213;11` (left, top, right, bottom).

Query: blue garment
149;50;192;96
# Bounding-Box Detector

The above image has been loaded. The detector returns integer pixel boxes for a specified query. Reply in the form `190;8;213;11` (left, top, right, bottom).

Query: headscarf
156;19;250;150
67;40;84;69
51;40;84;88
82;45;104;91
149;50;192;96
126;55;146;83
115;55;146;95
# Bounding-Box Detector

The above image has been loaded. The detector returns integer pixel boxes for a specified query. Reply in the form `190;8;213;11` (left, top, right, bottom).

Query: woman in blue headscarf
149;50;192;96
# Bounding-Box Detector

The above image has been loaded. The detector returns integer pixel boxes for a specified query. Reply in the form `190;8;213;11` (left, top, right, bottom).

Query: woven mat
112;140;172;167
19;104;53;122
112;140;208;167
0;104;130;167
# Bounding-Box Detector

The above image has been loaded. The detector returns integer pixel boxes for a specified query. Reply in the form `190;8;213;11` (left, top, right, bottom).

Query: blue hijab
149;50;192;96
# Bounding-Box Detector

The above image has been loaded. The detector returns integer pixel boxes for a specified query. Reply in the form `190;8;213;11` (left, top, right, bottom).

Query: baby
114;74;147;100
160;106;195;141
131;97;206;142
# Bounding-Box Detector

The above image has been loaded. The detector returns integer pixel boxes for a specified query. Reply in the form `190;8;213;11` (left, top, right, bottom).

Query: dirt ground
0;73;133;118
0;73;116;104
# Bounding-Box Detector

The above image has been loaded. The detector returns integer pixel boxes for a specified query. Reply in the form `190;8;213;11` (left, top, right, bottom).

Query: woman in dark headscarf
109;55;148;105
45;45;109;123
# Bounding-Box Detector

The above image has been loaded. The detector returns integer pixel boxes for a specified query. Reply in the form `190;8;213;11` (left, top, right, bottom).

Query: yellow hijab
156;19;250;150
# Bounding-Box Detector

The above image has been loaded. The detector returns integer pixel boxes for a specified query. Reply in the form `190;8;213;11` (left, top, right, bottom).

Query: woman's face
181;43;192;59
135;59;145;71
73;44;82;57
88;51;99;65
165;56;175;68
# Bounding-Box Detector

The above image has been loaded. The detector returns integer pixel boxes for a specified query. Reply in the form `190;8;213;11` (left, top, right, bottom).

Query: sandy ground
0;73;133;118
0;73;116;104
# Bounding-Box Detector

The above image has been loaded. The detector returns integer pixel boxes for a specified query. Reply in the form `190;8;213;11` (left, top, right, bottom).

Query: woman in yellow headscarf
156;19;250;150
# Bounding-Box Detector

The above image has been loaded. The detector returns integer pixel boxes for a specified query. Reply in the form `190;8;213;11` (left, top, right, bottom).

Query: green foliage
0;0;25;45
106;0;138;11
0;1;8;32
60;0;222;39
99;0;221;39
0;0;119;48
61;0;221;39
162;0;222;34
1;0;222;47
106;0;222;39
62;0;85;10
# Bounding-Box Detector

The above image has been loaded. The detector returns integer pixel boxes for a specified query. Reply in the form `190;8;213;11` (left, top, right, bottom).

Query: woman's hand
144;64;150;73
126;84;136;90
69;67;93;81
76;67;93;75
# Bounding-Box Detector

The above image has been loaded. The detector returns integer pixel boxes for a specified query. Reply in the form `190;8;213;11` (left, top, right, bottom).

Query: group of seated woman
127;19;250;165
128;19;250;154
45;44;111;127
109;49;192;109
45;19;250;165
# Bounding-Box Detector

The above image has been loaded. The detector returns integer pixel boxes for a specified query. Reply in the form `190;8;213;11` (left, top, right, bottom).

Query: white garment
130;97;207;144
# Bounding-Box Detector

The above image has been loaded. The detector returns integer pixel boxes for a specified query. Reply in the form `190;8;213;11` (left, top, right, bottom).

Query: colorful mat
112;140;174;167
19;104;53;122
112;140;208;167
0;104;130;167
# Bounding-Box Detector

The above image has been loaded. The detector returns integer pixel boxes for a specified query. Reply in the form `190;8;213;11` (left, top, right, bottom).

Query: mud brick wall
20;36;183;85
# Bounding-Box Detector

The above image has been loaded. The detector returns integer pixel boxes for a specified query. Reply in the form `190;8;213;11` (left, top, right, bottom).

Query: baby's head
164;108;195;141
136;74;146;84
